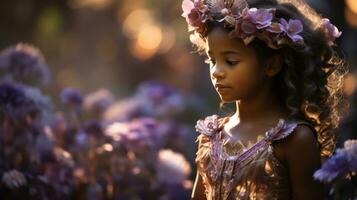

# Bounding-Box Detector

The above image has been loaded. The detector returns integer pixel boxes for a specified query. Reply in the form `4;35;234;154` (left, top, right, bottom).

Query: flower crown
181;0;342;49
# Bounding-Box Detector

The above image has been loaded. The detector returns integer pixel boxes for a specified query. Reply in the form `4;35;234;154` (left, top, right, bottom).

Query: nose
211;65;226;79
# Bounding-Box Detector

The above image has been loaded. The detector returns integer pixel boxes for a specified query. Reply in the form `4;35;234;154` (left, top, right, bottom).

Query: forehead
206;27;249;54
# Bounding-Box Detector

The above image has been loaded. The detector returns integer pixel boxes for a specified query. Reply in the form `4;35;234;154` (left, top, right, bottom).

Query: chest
197;135;290;199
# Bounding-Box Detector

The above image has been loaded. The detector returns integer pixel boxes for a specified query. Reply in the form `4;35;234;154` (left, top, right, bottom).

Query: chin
219;95;237;103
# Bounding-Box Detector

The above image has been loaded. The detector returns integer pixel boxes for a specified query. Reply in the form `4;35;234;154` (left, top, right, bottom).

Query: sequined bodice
193;114;311;200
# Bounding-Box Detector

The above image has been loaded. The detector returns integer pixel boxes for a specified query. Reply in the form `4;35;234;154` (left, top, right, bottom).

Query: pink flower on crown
195;114;220;137
321;18;342;46
182;0;208;31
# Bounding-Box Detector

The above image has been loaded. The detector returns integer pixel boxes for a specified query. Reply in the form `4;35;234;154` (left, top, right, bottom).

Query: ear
264;55;283;77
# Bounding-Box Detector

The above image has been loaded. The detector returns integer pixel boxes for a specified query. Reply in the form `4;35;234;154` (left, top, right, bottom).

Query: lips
215;83;230;90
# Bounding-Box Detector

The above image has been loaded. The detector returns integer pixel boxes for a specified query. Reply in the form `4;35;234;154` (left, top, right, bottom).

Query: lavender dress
192;114;318;200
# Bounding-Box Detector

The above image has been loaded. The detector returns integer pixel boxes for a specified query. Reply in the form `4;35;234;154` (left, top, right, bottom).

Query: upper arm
191;170;206;200
282;124;324;200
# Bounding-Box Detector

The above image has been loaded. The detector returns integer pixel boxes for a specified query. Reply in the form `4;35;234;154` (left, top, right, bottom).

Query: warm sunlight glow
68;0;113;10
136;24;162;50
344;73;357;96
345;8;357;28
122;9;154;39
346;0;357;14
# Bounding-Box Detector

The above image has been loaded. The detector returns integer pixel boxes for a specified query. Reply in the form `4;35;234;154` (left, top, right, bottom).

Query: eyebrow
207;50;240;56
221;50;240;55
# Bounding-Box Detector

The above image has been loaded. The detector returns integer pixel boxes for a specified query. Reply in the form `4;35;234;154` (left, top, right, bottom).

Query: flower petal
241;20;256;34
288;34;303;43
182;0;195;17
287;19;303;35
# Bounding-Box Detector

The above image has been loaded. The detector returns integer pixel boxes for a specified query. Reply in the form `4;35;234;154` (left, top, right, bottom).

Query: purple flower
156;149;191;184
240;20;257;34
313;152;350;183
52;112;68;134
83;120;103;138
105;117;169;152
187;9;204;27
22;84;53;124
60;87;83;108
235;8;273;39
280;18;304;43
0;82;27;118
0;43;51;86
135;81;185;117
103;97;143;123
1;170;27;189
321;18;342;45
314;139;357;185
182;0;195;17
0;82;46;123
83;89;114;112
247;8;273;29
342;140;357;171
35;134;56;163
182;0;208;30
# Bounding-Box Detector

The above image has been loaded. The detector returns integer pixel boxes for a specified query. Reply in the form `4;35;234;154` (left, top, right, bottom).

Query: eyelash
204;58;239;66
226;60;239;66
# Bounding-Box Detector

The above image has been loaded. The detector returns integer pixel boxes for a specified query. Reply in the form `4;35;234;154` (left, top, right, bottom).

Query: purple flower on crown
195;114;220;137
181;0;344;50
279;18;304;43
237;8;273;35
247;8;273;29
182;0;208;31
321;18;342;46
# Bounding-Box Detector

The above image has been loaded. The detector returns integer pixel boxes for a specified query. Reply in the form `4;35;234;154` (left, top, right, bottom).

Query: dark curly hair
191;0;348;158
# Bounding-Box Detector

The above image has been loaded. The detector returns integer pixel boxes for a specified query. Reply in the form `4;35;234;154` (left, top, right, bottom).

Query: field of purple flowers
0;44;197;200
1;43;357;200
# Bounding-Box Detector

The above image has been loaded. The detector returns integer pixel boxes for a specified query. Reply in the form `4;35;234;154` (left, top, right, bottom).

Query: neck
233;84;288;124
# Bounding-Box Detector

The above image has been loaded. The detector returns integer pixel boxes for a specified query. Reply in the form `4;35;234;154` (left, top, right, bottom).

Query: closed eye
226;60;239;66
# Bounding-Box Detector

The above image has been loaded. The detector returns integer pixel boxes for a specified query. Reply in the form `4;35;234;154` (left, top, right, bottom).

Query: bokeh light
345;7;357;27
68;0;113;10
345;0;357;14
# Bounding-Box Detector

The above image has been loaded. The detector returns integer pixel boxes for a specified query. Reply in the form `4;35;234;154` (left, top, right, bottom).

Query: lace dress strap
270;119;318;143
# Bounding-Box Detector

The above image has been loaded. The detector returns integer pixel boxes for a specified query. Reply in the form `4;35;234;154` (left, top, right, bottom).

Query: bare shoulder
273;122;320;165
274;123;324;199
285;124;318;148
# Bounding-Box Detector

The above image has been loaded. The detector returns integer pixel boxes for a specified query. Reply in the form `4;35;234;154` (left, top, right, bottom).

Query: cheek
230;63;265;92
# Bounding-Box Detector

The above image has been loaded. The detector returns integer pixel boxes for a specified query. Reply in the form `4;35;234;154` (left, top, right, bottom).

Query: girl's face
205;27;269;103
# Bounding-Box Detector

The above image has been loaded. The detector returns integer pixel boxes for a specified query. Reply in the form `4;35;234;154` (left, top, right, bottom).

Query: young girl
181;0;347;199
